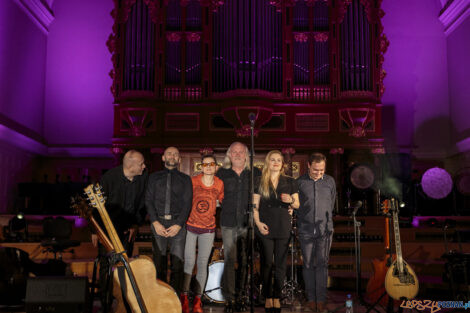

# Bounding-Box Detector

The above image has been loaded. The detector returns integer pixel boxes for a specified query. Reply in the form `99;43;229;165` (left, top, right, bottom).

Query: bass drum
204;261;225;303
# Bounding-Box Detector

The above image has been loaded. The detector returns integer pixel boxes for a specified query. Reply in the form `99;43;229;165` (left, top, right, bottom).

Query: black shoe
264;307;273;313
272;307;281;313
236;299;247;312
224;300;235;313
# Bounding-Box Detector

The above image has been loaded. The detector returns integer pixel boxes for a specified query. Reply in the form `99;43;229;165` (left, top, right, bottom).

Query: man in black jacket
92;149;148;307
216;142;261;312
145;146;192;300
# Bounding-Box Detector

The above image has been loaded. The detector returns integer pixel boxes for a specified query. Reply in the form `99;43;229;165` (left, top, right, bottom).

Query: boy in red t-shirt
181;154;224;313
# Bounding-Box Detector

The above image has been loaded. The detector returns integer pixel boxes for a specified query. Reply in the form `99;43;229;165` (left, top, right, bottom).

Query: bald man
92;149;148;308
145;147;192;299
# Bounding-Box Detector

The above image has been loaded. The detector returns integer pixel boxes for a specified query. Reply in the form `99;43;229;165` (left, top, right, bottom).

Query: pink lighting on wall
313;32;329;42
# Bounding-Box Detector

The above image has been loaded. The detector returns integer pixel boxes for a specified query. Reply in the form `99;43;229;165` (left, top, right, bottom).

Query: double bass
76;184;181;313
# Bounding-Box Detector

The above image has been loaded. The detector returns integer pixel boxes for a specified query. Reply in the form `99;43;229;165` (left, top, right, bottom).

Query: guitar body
366;256;390;306
112;256;181;313
76;186;182;313
384;260;419;300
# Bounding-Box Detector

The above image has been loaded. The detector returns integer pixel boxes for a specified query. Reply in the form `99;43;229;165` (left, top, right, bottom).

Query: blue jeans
299;232;333;302
221;226;247;301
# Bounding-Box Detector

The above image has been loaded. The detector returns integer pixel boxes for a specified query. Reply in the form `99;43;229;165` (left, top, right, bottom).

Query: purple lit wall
381;0;450;156
447;16;470;152
0;142;34;213
0;0;46;137
0;1;47;213
44;0;114;145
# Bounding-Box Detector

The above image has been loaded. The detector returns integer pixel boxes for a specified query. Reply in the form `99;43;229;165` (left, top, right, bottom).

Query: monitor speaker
25;276;89;313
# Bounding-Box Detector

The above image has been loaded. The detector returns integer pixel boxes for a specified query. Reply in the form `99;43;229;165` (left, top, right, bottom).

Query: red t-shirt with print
187;174;224;231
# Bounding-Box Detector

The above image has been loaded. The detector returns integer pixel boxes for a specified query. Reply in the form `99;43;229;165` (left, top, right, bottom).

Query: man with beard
216;142;261;312
145;146;192;301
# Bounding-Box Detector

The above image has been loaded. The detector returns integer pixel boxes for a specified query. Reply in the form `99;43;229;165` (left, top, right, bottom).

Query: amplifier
25;276;89;313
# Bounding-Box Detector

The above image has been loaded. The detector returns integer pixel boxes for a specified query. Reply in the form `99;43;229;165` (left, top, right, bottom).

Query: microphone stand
352;208;363;303
248;118;256;313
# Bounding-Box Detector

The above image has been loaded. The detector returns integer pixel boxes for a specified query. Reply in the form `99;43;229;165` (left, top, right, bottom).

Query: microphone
350;200;362;215
248;112;256;125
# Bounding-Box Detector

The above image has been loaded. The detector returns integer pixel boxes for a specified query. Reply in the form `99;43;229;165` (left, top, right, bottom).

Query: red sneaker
192;295;203;313
180;293;189;313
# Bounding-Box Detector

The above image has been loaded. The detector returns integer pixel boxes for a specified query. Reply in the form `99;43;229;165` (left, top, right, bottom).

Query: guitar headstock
390;198;399;213
71;196;94;219
84;183;106;210
381;199;391;215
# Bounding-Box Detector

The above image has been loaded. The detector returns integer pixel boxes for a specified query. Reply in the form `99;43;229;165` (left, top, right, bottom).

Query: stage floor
92;290;431;313
0;291;422;313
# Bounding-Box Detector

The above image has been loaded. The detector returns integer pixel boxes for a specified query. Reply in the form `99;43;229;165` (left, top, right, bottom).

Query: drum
204;261;225;303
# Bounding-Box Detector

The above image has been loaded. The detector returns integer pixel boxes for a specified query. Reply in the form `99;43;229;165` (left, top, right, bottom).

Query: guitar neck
94;194;127;257
392;201;404;273
89;216;115;252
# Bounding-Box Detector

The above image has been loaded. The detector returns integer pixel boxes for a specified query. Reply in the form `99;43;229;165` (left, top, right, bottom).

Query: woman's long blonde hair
259;150;285;198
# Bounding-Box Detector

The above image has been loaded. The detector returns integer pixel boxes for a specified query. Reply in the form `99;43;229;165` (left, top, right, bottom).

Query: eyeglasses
202;162;216;168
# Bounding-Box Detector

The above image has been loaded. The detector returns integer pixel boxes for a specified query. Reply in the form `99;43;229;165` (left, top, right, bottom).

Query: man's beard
165;160;179;167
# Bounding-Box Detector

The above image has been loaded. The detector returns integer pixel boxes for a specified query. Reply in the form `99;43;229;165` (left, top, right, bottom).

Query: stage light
5;214;28;242
399;201;405;208
10;216;26;232
426;218;439;228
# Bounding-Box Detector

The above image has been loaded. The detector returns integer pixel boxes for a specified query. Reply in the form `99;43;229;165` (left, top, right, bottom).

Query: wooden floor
0;291;429;313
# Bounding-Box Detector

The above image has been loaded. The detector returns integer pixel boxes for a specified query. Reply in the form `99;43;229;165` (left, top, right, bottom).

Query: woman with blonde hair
253;150;299;313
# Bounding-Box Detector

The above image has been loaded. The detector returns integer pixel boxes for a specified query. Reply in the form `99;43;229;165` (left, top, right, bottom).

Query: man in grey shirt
296;153;336;313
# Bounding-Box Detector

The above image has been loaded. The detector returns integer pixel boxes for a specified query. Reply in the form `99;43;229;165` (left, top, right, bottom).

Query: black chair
41;217;80;260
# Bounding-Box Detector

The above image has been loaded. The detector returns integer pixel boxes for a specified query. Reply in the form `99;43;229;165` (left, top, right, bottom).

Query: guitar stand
95;252;148;313
364;291;393;313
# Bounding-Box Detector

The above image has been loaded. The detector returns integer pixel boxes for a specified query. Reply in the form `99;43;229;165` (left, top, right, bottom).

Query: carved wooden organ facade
108;0;389;156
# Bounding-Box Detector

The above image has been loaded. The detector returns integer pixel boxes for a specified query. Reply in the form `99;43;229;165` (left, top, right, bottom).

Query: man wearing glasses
145;146;192;302
181;154;224;313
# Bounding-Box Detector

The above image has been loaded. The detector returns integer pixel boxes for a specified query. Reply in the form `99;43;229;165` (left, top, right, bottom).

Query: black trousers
151;220;186;295
257;235;290;299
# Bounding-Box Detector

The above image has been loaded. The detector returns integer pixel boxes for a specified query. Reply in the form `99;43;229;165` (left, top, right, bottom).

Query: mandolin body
113;255;181;313
384;260;419;301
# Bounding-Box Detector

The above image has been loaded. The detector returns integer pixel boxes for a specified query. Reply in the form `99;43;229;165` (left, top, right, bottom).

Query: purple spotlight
74;217;89;228
421;167;453;199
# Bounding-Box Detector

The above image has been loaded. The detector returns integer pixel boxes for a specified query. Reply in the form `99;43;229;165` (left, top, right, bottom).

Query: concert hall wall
0;0;469;214
447;16;470;156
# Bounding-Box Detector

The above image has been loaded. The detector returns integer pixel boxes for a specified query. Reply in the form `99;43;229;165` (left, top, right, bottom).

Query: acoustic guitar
384;199;419;300
79;184;182;313
365;199;395;306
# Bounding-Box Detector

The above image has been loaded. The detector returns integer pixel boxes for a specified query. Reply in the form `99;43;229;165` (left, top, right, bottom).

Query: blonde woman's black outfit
254;175;298;299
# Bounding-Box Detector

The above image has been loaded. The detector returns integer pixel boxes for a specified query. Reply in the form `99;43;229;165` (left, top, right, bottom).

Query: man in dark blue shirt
297;153;336;313
145;146;192;301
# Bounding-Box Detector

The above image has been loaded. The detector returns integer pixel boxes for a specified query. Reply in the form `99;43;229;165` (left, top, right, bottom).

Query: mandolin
81;184;181;313
384;199;419;300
